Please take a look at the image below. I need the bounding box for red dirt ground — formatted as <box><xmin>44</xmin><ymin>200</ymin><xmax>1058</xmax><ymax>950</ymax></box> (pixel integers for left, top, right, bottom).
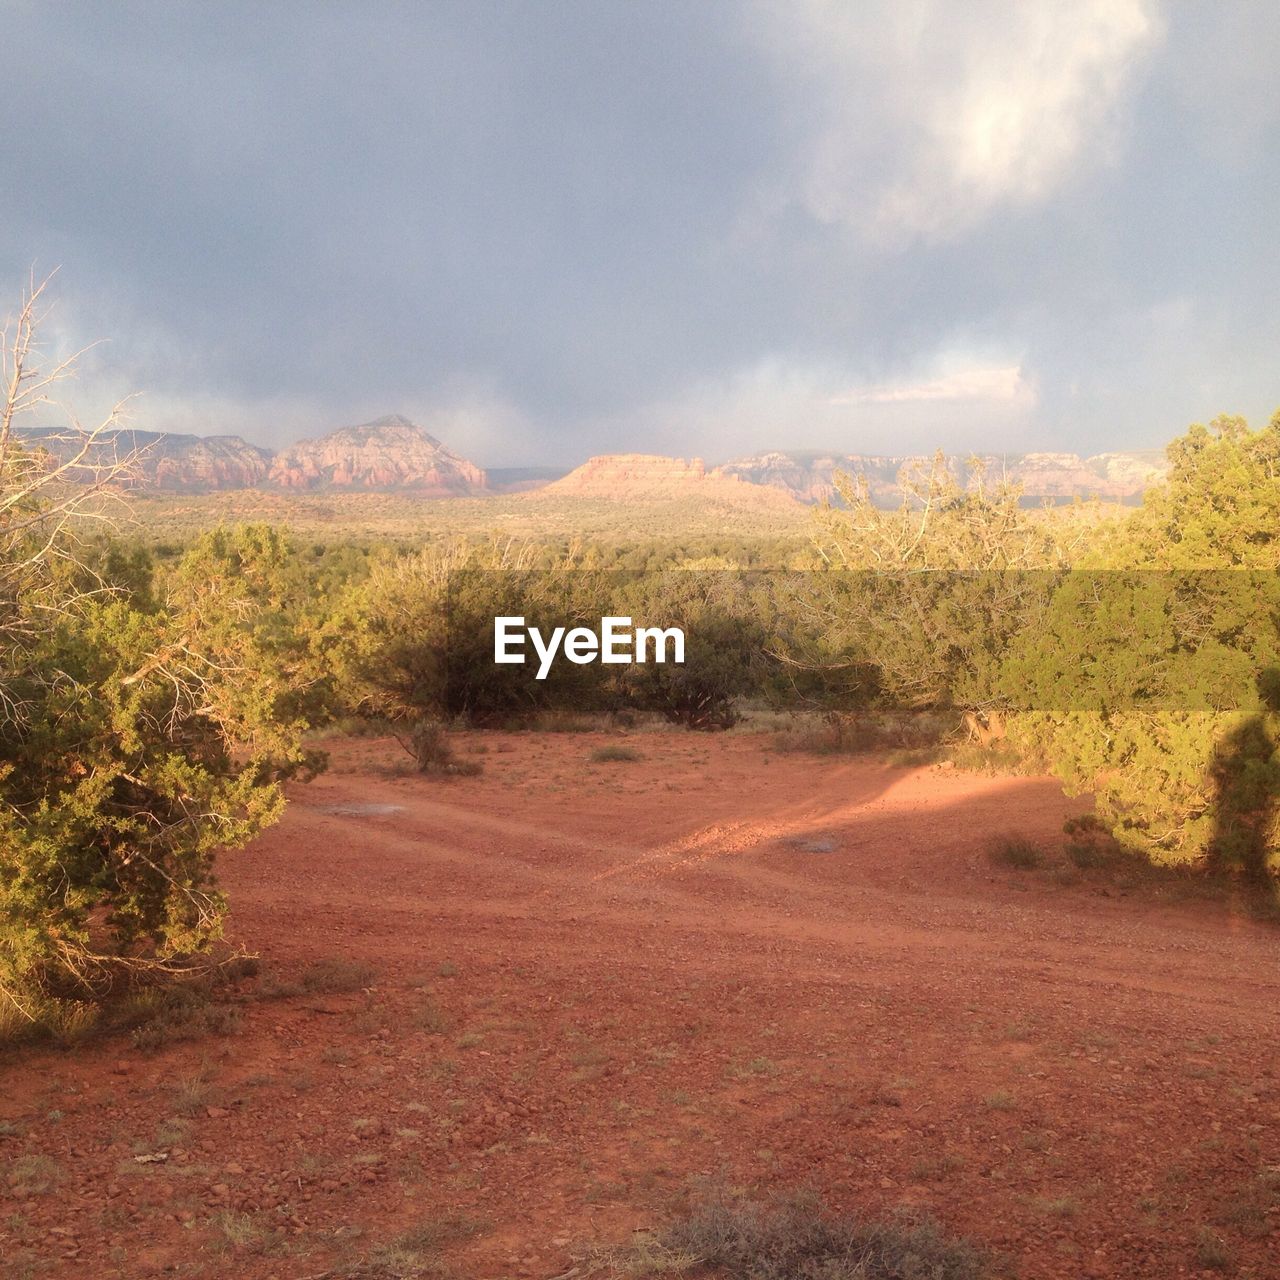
<box><xmin>2</xmin><ymin>730</ymin><xmax>1279</xmax><ymax>1280</ymax></box>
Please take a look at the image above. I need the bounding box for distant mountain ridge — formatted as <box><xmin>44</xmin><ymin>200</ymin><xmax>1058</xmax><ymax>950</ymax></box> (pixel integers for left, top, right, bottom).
<box><xmin>547</xmin><ymin>449</ymin><xmax>1169</xmax><ymax>505</ymax></box>
<box><xmin>16</xmin><ymin>414</ymin><xmax>487</xmax><ymax>495</ymax></box>
<box><xmin>713</xmin><ymin>449</ymin><xmax>1170</xmax><ymax>505</ymax></box>
<box><xmin>15</xmin><ymin>416</ymin><xmax>1170</xmax><ymax>503</ymax></box>
<box><xmin>14</xmin><ymin>425</ymin><xmax>273</xmax><ymax>491</ymax></box>
<box><xmin>544</xmin><ymin>453</ymin><xmax>801</xmax><ymax>508</ymax></box>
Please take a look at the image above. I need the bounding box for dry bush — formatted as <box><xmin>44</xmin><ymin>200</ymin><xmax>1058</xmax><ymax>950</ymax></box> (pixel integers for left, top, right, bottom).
<box><xmin>985</xmin><ymin>834</ymin><xmax>1042</xmax><ymax>870</ymax></box>
<box><xmin>606</xmin><ymin>1191</ymin><xmax>984</xmax><ymax>1279</ymax></box>
<box><xmin>772</xmin><ymin>711</ymin><xmax>953</xmax><ymax>758</ymax></box>
<box><xmin>129</xmin><ymin>986</ymin><xmax>241</xmax><ymax>1051</ymax></box>
<box><xmin>0</xmin><ymin>958</ymin><xmax>253</xmax><ymax>1051</ymax></box>
<box><xmin>530</xmin><ymin>710</ymin><xmax>614</xmax><ymax>733</ymax></box>
<box><xmin>299</xmin><ymin>958</ymin><xmax>377</xmax><ymax>995</ymax></box>
<box><xmin>590</xmin><ymin>744</ymin><xmax>643</xmax><ymax>763</ymax></box>
<box><xmin>398</xmin><ymin>720</ymin><xmax>483</xmax><ymax>776</ymax></box>
<box><xmin>5</xmin><ymin>1154</ymin><xmax>62</xmax><ymax>1197</ymax></box>
<box><xmin>364</xmin><ymin>1212</ymin><xmax>486</xmax><ymax>1277</ymax></box>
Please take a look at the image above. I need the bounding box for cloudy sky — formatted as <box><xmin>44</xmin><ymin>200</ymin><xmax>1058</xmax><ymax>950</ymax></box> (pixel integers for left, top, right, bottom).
<box><xmin>4</xmin><ymin>1</ymin><xmax>1278</xmax><ymax>465</ymax></box>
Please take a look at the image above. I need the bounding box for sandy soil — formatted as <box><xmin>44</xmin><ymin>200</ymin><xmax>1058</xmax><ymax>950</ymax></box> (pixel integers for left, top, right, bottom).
<box><xmin>2</xmin><ymin>731</ymin><xmax>1279</xmax><ymax>1279</ymax></box>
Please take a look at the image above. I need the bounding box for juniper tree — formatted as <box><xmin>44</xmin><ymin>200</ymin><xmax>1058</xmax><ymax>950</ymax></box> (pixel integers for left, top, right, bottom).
<box><xmin>1006</xmin><ymin>414</ymin><xmax>1280</xmax><ymax>869</ymax></box>
<box><xmin>0</xmin><ymin>279</ymin><xmax>310</xmax><ymax>1030</ymax></box>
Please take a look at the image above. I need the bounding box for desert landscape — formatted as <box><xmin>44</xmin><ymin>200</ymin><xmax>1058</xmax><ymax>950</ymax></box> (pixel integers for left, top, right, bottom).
<box><xmin>3</xmin><ymin>730</ymin><xmax>1278</xmax><ymax>1279</ymax></box>
<box><xmin>6</xmin><ymin>7</ymin><xmax>1280</xmax><ymax>1280</ymax></box>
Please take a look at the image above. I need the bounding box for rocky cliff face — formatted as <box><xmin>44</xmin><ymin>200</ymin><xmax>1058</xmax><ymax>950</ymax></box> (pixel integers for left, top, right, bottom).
<box><xmin>1084</xmin><ymin>450</ymin><xmax>1171</xmax><ymax>494</ymax></box>
<box><xmin>15</xmin><ymin>427</ymin><xmax>272</xmax><ymax>491</ymax></box>
<box><xmin>712</xmin><ymin>452</ymin><xmax>898</xmax><ymax>505</ymax></box>
<box><xmin>545</xmin><ymin>454</ymin><xmax>707</xmax><ymax>495</ymax></box>
<box><xmin>542</xmin><ymin>453</ymin><xmax>799</xmax><ymax>507</ymax></box>
<box><xmin>713</xmin><ymin>450</ymin><xmax>1169</xmax><ymax>505</ymax></box>
<box><xmin>147</xmin><ymin>433</ymin><xmax>273</xmax><ymax>490</ymax></box>
<box><xmin>17</xmin><ymin>414</ymin><xmax>487</xmax><ymax>495</ymax></box>
<box><xmin>267</xmin><ymin>414</ymin><xmax>487</xmax><ymax>493</ymax></box>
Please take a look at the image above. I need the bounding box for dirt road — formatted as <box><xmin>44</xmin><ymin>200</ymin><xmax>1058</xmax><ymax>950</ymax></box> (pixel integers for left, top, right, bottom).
<box><xmin>3</xmin><ymin>731</ymin><xmax>1278</xmax><ymax>1278</ymax></box>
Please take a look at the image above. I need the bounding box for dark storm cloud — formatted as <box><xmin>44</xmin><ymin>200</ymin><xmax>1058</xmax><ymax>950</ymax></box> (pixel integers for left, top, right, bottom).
<box><xmin>2</xmin><ymin>2</ymin><xmax>1278</xmax><ymax>463</ymax></box>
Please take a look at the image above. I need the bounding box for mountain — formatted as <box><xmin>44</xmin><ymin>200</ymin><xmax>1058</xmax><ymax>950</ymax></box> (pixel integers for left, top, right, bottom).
<box><xmin>15</xmin><ymin>414</ymin><xmax>488</xmax><ymax>495</ymax></box>
<box><xmin>13</xmin><ymin>426</ymin><xmax>271</xmax><ymax>491</ymax></box>
<box><xmin>14</xmin><ymin>417</ymin><xmax>1170</xmax><ymax>504</ymax></box>
<box><xmin>267</xmin><ymin>414</ymin><xmax>487</xmax><ymax>493</ymax></box>
<box><xmin>542</xmin><ymin>453</ymin><xmax>800</xmax><ymax>507</ymax></box>
<box><xmin>712</xmin><ymin>449</ymin><xmax>1169</xmax><ymax>505</ymax></box>
<box><xmin>542</xmin><ymin>450</ymin><xmax>1168</xmax><ymax>508</ymax></box>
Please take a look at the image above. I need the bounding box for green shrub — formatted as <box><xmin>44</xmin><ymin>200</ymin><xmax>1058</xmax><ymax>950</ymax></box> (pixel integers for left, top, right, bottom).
<box><xmin>0</xmin><ymin>294</ymin><xmax>314</xmax><ymax>1027</ymax></box>
<box><xmin>0</xmin><ymin>581</ymin><xmax>314</xmax><ymax>1021</ymax></box>
<box><xmin>806</xmin><ymin>455</ymin><xmax>1069</xmax><ymax>716</ymax></box>
<box><xmin>617</xmin><ymin>573</ymin><xmax>767</xmax><ymax>730</ymax></box>
<box><xmin>1005</xmin><ymin>416</ymin><xmax>1280</xmax><ymax>870</ymax></box>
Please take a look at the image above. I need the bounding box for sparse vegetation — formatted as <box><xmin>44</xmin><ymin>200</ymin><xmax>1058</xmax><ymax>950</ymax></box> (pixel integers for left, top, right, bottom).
<box><xmin>606</xmin><ymin>1191</ymin><xmax>985</xmax><ymax>1280</ymax></box>
<box><xmin>1194</xmin><ymin>1227</ymin><xmax>1234</xmax><ymax>1272</ymax></box>
<box><xmin>590</xmin><ymin>744</ymin><xmax>643</xmax><ymax>763</ymax></box>
<box><xmin>4</xmin><ymin>1154</ymin><xmax>61</xmax><ymax>1196</ymax></box>
<box><xmin>400</xmin><ymin>719</ymin><xmax>484</xmax><ymax>776</ymax></box>
<box><xmin>169</xmin><ymin>1071</ymin><xmax>216</xmax><ymax>1117</ymax></box>
<box><xmin>129</xmin><ymin>985</ymin><xmax>242</xmax><ymax>1051</ymax></box>
<box><xmin>210</xmin><ymin>1209</ymin><xmax>272</xmax><ymax>1255</ymax></box>
<box><xmin>299</xmin><ymin>958</ymin><xmax>378</xmax><ymax>995</ymax></box>
<box><xmin>413</xmin><ymin>998</ymin><xmax>451</xmax><ymax>1034</ymax></box>
<box><xmin>985</xmin><ymin>835</ymin><xmax>1042</xmax><ymax>870</ymax></box>
<box><xmin>363</xmin><ymin>1212</ymin><xmax>487</xmax><ymax>1277</ymax></box>
<box><xmin>729</xmin><ymin>1056</ymin><xmax>780</xmax><ymax>1080</ymax></box>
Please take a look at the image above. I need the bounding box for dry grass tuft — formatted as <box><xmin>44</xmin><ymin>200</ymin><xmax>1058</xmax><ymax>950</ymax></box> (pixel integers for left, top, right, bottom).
<box><xmin>601</xmin><ymin>1190</ymin><xmax>985</xmax><ymax>1279</ymax></box>
<box><xmin>985</xmin><ymin>834</ymin><xmax>1042</xmax><ymax>870</ymax></box>
<box><xmin>590</xmin><ymin>744</ymin><xmax>643</xmax><ymax>763</ymax></box>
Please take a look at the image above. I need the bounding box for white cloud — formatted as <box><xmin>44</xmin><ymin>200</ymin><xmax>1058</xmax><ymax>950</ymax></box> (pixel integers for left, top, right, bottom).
<box><xmin>750</xmin><ymin>0</ymin><xmax>1162</xmax><ymax>242</ymax></box>
<box><xmin>830</xmin><ymin>364</ymin><xmax>1035</xmax><ymax>406</ymax></box>
<box><xmin>603</xmin><ymin>354</ymin><xmax>1039</xmax><ymax>461</ymax></box>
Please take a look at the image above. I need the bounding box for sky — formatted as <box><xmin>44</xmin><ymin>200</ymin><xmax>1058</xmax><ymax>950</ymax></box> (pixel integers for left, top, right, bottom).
<box><xmin>3</xmin><ymin>1</ymin><xmax>1279</xmax><ymax>466</ymax></box>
